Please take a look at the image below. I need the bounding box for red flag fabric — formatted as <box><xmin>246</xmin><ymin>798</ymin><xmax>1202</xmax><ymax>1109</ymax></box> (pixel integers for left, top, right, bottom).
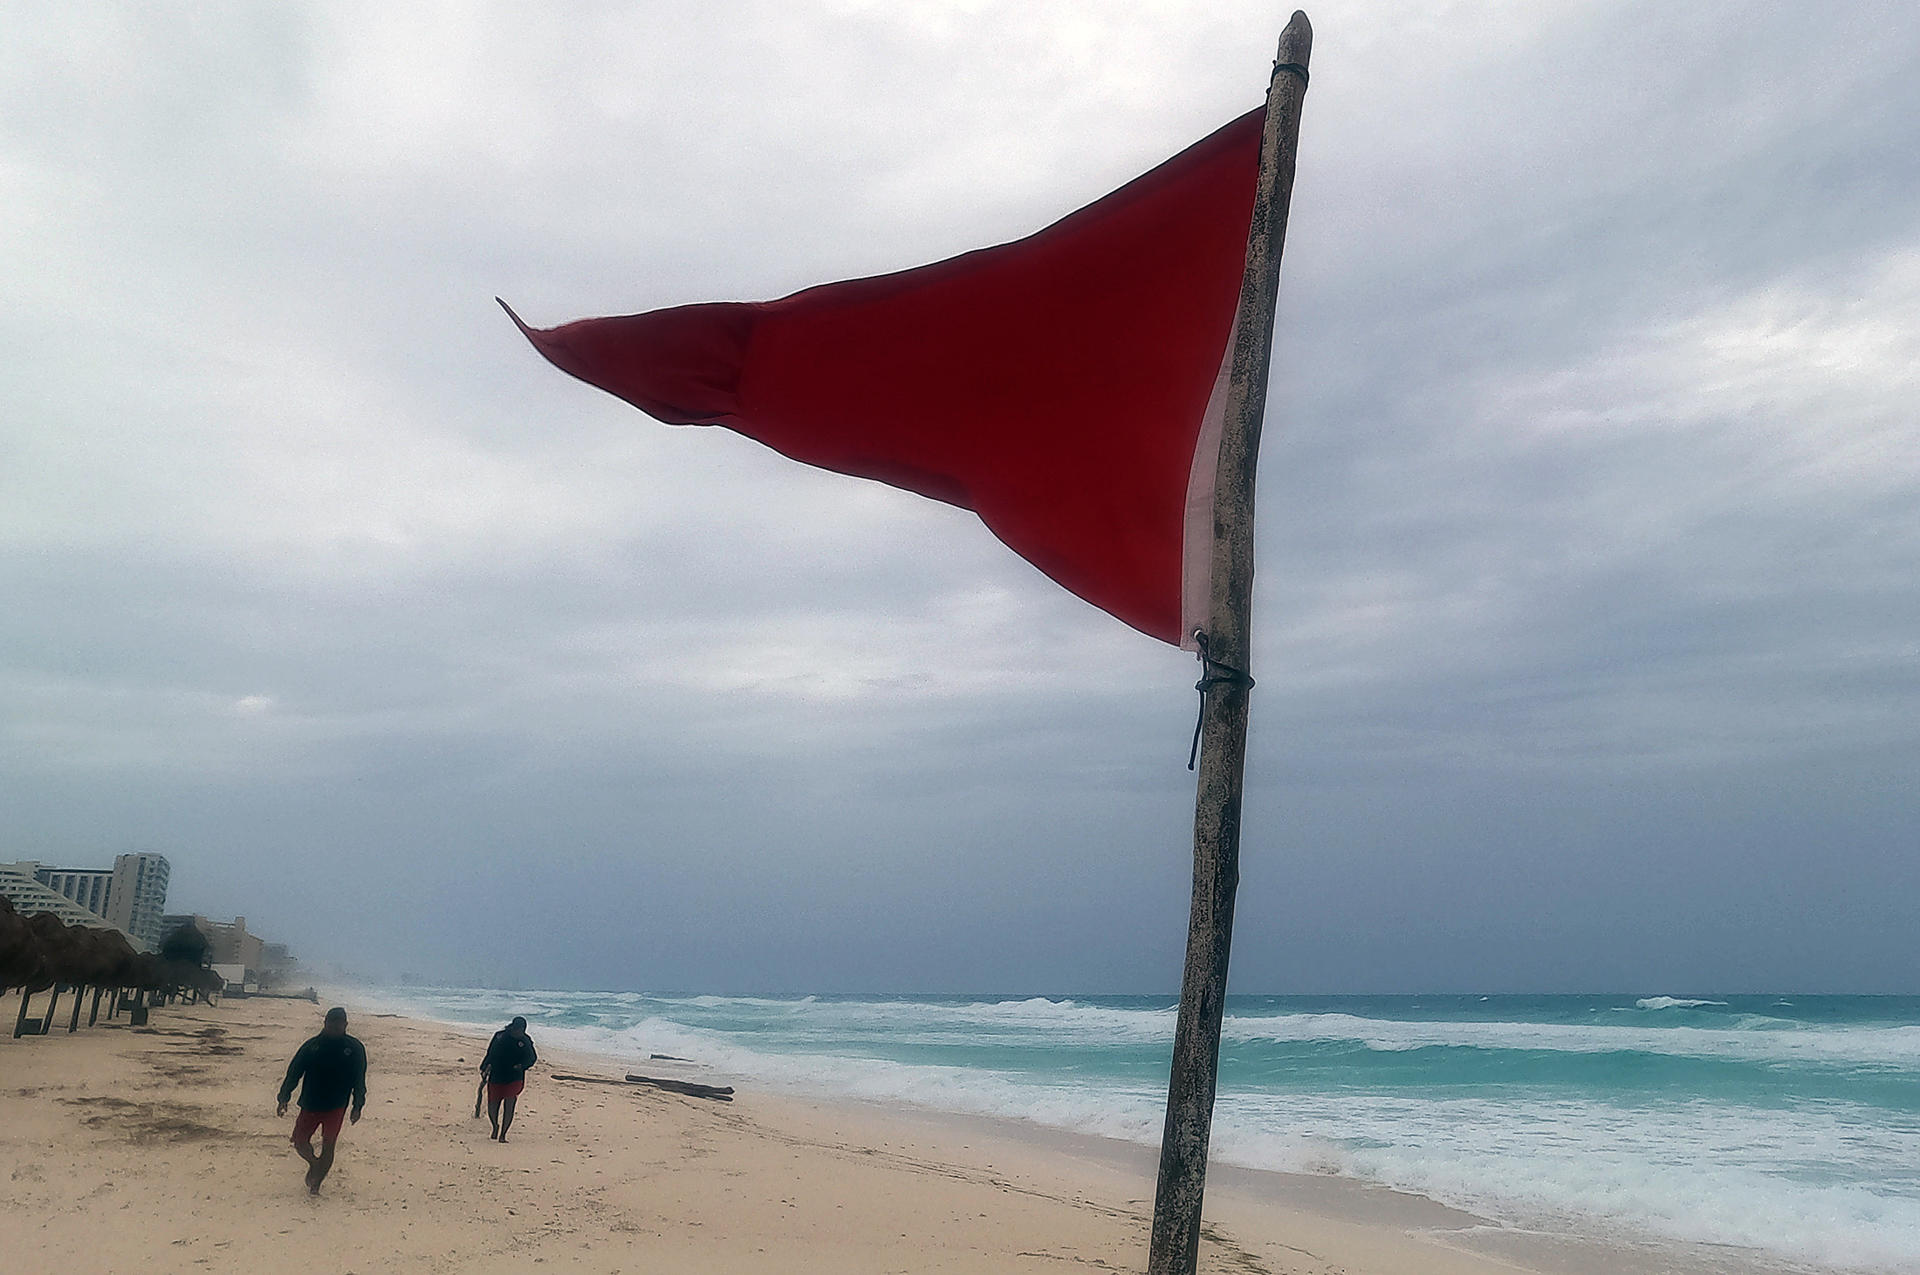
<box><xmin>507</xmin><ymin>109</ymin><xmax>1264</xmax><ymax>648</ymax></box>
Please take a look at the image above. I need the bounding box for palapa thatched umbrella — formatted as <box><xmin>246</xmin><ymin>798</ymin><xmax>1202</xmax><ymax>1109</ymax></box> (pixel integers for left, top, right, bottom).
<box><xmin>65</xmin><ymin>927</ymin><xmax>139</xmax><ymax>1030</ymax></box>
<box><xmin>61</xmin><ymin>926</ymin><xmax>106</xmax><ymax>1032</ymax></box>
<box><xmin>89</xmin><ymin>929</ymin><xmax>138</xmax><ymax>1024</ymax></box>
<box><xmin>36</xmin><ymin>913</ymin><xmax>102</xmax><ymax>1033</ymax></box>
<box><xmin>11</xmin><ymin>912</ymin><xmax>75</xmax><ymax>1036</ymax></box>
<box><xmin>2</xmin><ymin>909</ymin><xmax>226</xmax><ymax>1034</ymax></box>
<box><xmin>4</xmin><ymin>907</ymin><xmax>156</xmax><ymax>1035</ymax></box>
<box><xmin>103</xmin><ymin>946</ymin><xmax>160</xmax><ymax>1020</ymax></box>
<box><xmin>0</xmin><ymin>896</ymin><xmax>40</xmax><ymax>991</ymax></box>
<box><xmin>149</xmin><ymin>921</ymin><xmax>215</xmax><ymax>1006</ymax></box>
<box><xmin>1</xmin><ymin>897</ymin><xmax>52</xmax><ymax>1037</ymax></box>
<box><xmin>154</xmin><ymin>957</ymin><xmax>213</xmax><ymax>1004</ymax></box>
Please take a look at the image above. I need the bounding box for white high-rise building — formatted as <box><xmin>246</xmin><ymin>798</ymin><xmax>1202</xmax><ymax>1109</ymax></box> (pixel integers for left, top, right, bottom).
<box><xmin>105</xmin><ymin>853</ymin><xmax>170</xmax><ymax>950</ymax></box>
<box><xmin>12</xmin><ymin>851</ymin><xmax>172</xmax><ymax>951</ymax></box>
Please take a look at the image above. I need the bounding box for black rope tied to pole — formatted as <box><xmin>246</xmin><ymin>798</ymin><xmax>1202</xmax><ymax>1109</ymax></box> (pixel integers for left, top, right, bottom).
<box><xmin>1273</xmin><ymin>61</ymin><xmax>1310</xmax><ymax>88</ymax></box>
<box><xmin>1188</xmin><ymin>631</ymin><xmax>1255</xmax><ymax>771</ymax></box>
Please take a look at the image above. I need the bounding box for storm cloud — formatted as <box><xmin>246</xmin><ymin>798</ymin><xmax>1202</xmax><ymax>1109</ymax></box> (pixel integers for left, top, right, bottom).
<box><xmin>3</xmin><ymin>1</ymin><xmax>1916</xmax><ymax>992</ymax></box>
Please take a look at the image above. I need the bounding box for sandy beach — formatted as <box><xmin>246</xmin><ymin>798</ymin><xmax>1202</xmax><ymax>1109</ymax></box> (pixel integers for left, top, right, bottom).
<box><xmin>1</xmin><ymin>991</ymin><xmax>1791</xmax><ymax>1275</ymax></box>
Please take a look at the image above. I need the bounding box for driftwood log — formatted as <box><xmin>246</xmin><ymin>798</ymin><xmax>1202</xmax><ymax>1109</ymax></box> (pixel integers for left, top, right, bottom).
<box><xmin>625</xmin><ymin>1073</ymin><xmax>734</xmax><ymax>1100</ymax></box>
<box><xmin>548</xmin><ymin>1071</ymin><xmax>734</xmax><ymax>1102</ymax></box>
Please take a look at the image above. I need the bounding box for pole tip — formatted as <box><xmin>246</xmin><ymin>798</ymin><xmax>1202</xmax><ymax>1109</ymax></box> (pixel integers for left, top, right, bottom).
<box><xmin>1279</xmin><ymin>10</ymin><xmax>1313</xmax><ymax>65</ymax></box>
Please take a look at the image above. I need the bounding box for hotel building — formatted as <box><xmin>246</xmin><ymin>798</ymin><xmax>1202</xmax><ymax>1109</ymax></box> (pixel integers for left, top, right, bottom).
<box><xmin>7</xmin><ymin>852</ymin><xmax>172</xmax><ymax>951</ymax></box>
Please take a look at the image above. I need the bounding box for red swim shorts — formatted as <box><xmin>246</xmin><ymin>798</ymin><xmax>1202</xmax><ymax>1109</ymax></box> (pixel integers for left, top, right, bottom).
<box><xmin>292</xmin><ymin>1106</ymin><xmax>347</xmax><ymax>1146</ymax></box>
<box><xmin>486</xmin><ymin>1079</ymin><xmax>525</xmax><ymax>1102</ymax></box>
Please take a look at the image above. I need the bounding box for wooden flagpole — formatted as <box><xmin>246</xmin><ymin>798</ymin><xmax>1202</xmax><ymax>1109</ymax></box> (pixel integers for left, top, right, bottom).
<box><xmin>1148</xmin><ymin>12</ymin><xmax>1312</xmax><ymax>1275</ymax></box>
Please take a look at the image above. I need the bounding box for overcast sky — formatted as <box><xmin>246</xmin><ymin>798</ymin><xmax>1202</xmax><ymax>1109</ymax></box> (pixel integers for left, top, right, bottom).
<box><xmin>4</xmin><ymin>1</ymin><xmax>1916</xmax><ymax>994</ymax></box>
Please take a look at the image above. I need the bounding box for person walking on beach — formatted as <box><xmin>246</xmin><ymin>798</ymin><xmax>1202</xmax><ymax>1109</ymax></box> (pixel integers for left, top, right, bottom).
<box><xmin>480</xmin><ymin>1015</ymin><xmax>537</xmax><ymax>1143</ymax></box>
<box><xmin>276</xmin><ymin>1006</ymin><xmax>368</xmax><ymax>1195</ymax></box>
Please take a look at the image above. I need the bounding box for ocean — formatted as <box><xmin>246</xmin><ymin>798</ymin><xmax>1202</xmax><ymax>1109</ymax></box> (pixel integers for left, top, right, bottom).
<box><xmin>364</xmin><ymin>988</ymin><xmax>1920</xmax><ymax>1272</ymax></box>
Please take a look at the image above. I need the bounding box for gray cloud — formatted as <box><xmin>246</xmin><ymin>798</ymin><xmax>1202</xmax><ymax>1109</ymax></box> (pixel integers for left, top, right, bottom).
<box><xmin>3</xmin><ymin>1</ymin><xmax>1916</xmax><ymax>992</ymax></box>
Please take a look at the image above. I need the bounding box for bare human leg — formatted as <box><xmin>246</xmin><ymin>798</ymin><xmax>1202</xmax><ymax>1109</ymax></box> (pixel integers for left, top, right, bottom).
<box><xmin>293</xmin><ymin>1133</ymin><xmax>321</xmax><ymax>1191</ymax></box>
<box><xmin>308</xmin><ymin>1139</ymin><xmax>336</xmax><ymax>1194</ymax></box>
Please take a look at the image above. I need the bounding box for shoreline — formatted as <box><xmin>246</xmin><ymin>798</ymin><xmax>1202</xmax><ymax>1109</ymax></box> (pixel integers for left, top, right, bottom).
<box><xmin>348</xmin><ymin>984</ymin><xmax>1818</xmax><ymax>1275</ymax></box>
<box><xmin>0</xmin><ymin>989</ymin><xmax>1814</xmax><ymax>1274</ymax></box>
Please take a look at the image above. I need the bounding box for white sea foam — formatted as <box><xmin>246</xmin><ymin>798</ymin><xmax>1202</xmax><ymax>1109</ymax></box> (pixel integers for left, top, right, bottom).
<box><xmin>550</xmin><ymin>1014</ymin><xmax>1920</xmax><ymax>1271</ymax></box>
<box><xmin>1221</xmin><ymin>1095</ymin><xmax>1920</xmax><ymax>1272</ymax></box>
<box><xmin>1636</xmin><ymin>996</ymin><xmax>1732</xmax><ymax>1010</ymax></box>
<box><xmin>363</xmin><ymin>987</ymin><xmax>1920</xmax><ymax>1069</ymax></box>
<box><xmin>1218</xmin><ymin>1009</ymin><xmax>1920</xmax><ymax>1068</ymax></box>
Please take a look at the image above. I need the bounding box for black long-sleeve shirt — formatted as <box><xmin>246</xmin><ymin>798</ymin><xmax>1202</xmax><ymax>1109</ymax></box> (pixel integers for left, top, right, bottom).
<box><xmin>279</xmin><ymin>1032</ymin><xmax>368</xmax><ymax>1112</ymax></box>
<box><xmin>481</xmin><ymin>1030</ymin><xmax>538</xmax><ymax>1085</ymax></box>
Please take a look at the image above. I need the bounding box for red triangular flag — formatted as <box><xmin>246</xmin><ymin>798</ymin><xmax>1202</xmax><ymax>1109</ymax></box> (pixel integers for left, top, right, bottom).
<box><xmin>507</xmin><ymin>108</ymin><xmax>1264</xmax><ymax>648</ymax></box>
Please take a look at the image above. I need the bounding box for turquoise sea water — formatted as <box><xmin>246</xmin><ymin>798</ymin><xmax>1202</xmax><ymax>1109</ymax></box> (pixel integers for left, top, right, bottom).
<box><xmin>365</xmin><ymin>988</ymin><xmax>1920</xmax><ymax>1271</ymax></box>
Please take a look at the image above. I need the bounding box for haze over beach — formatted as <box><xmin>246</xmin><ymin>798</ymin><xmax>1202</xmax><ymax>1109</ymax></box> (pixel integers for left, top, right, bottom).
<box><xmin>4</xmin><ymin>2</ymin><xmax>1919</xmax><ymax>1273</ymax></box>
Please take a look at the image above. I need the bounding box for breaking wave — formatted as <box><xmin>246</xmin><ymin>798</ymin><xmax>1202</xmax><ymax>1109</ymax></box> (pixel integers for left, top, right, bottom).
<box><xmin>360</xmin><ymin>987</ymin><xmax>1920</xmax><ymax>1273</ymax></box>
